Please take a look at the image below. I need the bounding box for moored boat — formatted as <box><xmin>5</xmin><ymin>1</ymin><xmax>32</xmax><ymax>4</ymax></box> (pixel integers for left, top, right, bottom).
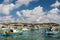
<box><xmin>1</xmin><ymin>28</ymin><xmax>23</xmax><ymax>37</ymax></box>
<box><xmin>45</xmin><ymin>27</ymin><xmax>59</xmax><ymax>36</ymax></box>
<box><xmin>45</xmin><ymin>31</ymin><xmax>59</xmax><ymax>35</ymax></box>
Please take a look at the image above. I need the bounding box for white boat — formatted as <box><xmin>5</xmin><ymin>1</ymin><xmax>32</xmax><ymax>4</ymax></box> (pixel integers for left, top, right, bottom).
<box><xmin>22</xmin><ymin>27</ymin><xmax>30</xmax><ymax>31</ymax></box>
<box><xmin>45</xmin><ymin>31</ymin><xmax>59</xmax><ymax>35</ymax></box>
<box><xmin>1</xmin><ymin>28</ymin><xmax>24</xmax><ymax>37</ymax></box>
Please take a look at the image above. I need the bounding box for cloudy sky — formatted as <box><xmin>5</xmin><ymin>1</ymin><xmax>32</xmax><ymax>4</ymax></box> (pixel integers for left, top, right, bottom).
<box><xmin>0</xmin><ymin>0</ymin><xmax>60</xmax><ymax>23</ymax></box>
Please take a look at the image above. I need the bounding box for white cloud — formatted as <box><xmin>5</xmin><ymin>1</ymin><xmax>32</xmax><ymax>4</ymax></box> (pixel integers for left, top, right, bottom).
<box><xmin>16</xmin><ymin>6</ymin><xmax>46</xmax><ymax>23</ymax></box>
<box><xmin>0</xmin><ymin>0</ymin><xmax>60</xmax><ymax>23</ymax></box>
<box><xmin>51</xmin><ymin>1</ymin><xmax>60</xmax><ymax>7</ymax></box>
<box><xmin>47</xmin><ymin>8</ymin><xmax>60</xmax><ymax>23</ymax></box>
<box><xmin>0</xmin><ymin>0</ymin><xmax>37</xmax><ymax>15</ymax></box>
<box><xmin>0</xmin><ymin>5</ymin><xmax>60</xmax><ymax>23</ymax></box>
<box><xmin>15</xmin><ymin>0</ymin><xmax>35</xmax><ymax>8</ymax></box>
<box><xmin>16</xmin><ymin>6</ymin><xmax>60</xmax><ymax>23</ymax></box>
<box><xmin>0</xmin><ymin>3</ymin><xmax>15</xmax><ymax>15</ymax></box>
<box><xmin>16</xmin><ymin>11</ymin><xmax>22</xmax><ymax>17</ymax></box>
<box><xmin>48</xmin><ymin>8</ymin><xmax>60</xmax><ymax>14</ymax></box>
<box><xmin>0</xmin><ymin>0</ymin><xmax>37</xmax><ymax>23</ymax></box>
<box><xmin>3</xmin><ymin>0</ymin><xmax>37</xmax><ymax>8</ymax></box>
<box><xmin>0</xmin><ymin>15</ymin><xmax>15</xmax><ymax>23</ymax></box>
<box><xmin>3</xmin><ymin>0</ymin><xmax>13</xmax><ymax>4</ymax></box>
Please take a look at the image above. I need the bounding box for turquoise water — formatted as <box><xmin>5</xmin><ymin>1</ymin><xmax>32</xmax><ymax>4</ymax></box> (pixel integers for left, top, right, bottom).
<box><xmin>0</xmin><ymin>27</ymin><xmax>60</xmax><ymax>40</ymax></box>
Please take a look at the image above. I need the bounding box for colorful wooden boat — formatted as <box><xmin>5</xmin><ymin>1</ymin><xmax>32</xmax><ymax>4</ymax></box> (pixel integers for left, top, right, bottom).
<box><xmin>2</xmin><ymin>29</ymin><xmax>23</xmax><ymax>36</ymax></box>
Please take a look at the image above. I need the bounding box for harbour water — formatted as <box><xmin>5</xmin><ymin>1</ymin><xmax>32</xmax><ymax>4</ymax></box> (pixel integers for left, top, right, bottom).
<box><xmin>0</xmin><ymin>27</ymin><xmax>60</xmax><ymax>40</ymax></box>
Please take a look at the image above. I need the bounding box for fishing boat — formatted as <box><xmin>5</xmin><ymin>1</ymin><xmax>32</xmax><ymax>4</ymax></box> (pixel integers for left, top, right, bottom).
<box><xmin>45</xmin><ymin>27</ymin><xmax>59</xmax><ymax>36</ymax></box>
<box><xmin>1</xmin><ymin>28</ymin><xmax>23</xmax><ymax>36</ymax></box>
<box><xmin>0</xmin><ymin>26</ymin><xmax>8</xmax><ymax>30</ymax></box>
<box><xmin>22</xmin><ymin>27</ymin><xmax>30</xmax><ymax>31</ymax></box>
<box><xmin>45</xmin><ymin>31</ymin><xmax>59</xmax><ymax>35</ymax></box>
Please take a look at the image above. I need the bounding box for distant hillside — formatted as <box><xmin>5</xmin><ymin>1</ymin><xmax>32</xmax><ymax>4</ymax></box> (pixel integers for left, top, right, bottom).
<box><xmin>0</xmin><ymin>22</ymin><xmax>60</xmax><ymax>27</ymax></box>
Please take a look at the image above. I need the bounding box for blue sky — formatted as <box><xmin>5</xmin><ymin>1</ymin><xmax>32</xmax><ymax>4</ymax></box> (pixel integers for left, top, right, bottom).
<box><xmin>0</xmin><ymin>0</ymin><xmax>60</xmax><ymax>23</ymax></box>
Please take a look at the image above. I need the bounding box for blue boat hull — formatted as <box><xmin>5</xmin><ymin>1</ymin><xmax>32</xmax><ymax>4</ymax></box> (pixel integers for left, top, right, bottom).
<box><xmin>45</xmin><ymin>32</ymin><xmax>54</xmax><ymax>35</ymax></box>
<box><xmin>1</xmin><ymin>32</ymin><xmax>23</xmax><ymax>37</ymax></box>
<box><xmin>45</xmin><ymin>31</ymin><xmax>59</xmax><ymax>36</ymax></box>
